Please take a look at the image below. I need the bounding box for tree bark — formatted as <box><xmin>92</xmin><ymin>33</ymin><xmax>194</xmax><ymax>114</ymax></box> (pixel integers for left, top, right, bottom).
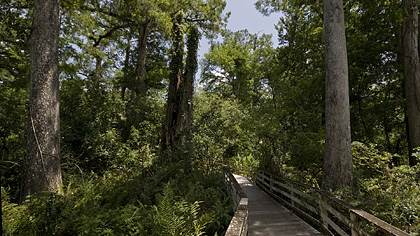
<box><xmin>93</xmin><ymin>45</ymin><xmax>103</xmax><ymax>91</ymax></box>
<box><xmin>176</xmin><ymin>25</ymin><xmax>198</xmax><ymax>144</ymax></box>
<box><xmin>133</xmin><ymin>22</ymin><xmax>149</xmax><ymax>128</ymax></box>
<box><xmin>402</xmin><ymin>0</ymin><xmax>420</xmax><ymax>165</ymax></box>
<box><xmin>123</xmin><ymin>22</ymin><xmax>149</xmax><ymax>140</ymax></box>
<box><xmin>162</xmin><ymin>13</ymin><xmax>184</xmax><ymax>153</ymax></box>
<box><xmin>24</xmin><ymin>0</ymin><xmax>62</xmax><ymax>198</ymax></box>
<box><xmin>121</xmin><ymin>36</ymin><xmax>132</xmax><ymax>101</ymax></box>
<box><xmin>322</xmin><ymin>0</ymin><xmax>353</xmax><ymax>190</ymax></box>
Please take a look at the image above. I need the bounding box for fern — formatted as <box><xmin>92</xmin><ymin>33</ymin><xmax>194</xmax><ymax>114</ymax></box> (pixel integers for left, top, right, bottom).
<box><xmin>152</xmin><ymin>181</ymin><xmax>208</xmax><ymax>235</ymax></box>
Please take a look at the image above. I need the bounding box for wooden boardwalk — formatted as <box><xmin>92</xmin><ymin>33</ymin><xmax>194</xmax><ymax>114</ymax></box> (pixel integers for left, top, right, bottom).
<box><xmin>234</xmin><ymin>174</ymin><xmax>323</xmax><ymax>236</ymax></box>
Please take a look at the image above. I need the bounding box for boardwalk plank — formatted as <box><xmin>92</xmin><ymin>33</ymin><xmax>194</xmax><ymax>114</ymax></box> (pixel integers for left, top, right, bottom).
<box><xmin>234</xmin><ymin>174</ymin><xmax>323</xmax><ymax>236</ymax></box>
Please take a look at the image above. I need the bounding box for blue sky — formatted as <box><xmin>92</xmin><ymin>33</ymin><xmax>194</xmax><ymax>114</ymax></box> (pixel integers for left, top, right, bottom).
<box><xmin>223</xmin><ymin>0</ymin><xmax>281</xmax><ymax>41</ymax></box>
<box><xmin>198</xmin><ymin>0</ymin><xmax>282</xmax><ymax>60</ymax></box>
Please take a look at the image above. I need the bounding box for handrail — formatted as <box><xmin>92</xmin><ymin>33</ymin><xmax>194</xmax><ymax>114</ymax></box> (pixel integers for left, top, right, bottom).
<box><xmin>225</xmin><ymin>171</ymin><xmax>248</xmax><ymax>236</ymax></box>
<box><xmin>255</xmin><ymin>170</ymin><xmax>410</xmax><ymax>236</ymax></box>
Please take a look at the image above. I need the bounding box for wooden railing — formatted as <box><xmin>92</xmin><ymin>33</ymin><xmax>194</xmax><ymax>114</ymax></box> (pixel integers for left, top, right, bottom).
<box><xmin>255</xmin><ymin>170</ymin><xmax>410</xmax><ymax>236</ymax></box>
<box><xmin>225</xmin><ymin>171</ymin><xmax>248</xmax><ymax>236</ymax></box>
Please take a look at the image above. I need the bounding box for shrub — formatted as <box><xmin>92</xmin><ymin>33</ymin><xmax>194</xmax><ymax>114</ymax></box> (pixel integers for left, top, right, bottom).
<box><xmin>2</xmin><ymin>164</ymin><xmax>232</xmax><ymax>235</ymax></box>
<box><xmin>333</xmin><ymin>142</ymin><xmax>420</xmax><ymax>234</ymax></box>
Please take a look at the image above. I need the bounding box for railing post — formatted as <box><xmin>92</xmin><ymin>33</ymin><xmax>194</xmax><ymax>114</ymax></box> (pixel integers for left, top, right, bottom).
<box><xmin>269</xmin><ymin>173</ymin><xmax>273</xmax><ymax>193</ymax></box>
<box><xmin>291</xmin><ymin>191</ymin><xmax>295</xmax><ymax>207</ymax></box>
<box><xmin>350</xmin><ymin>210</ymin><xmax>359</xmax><ymax>236</ymax></box>
<box><xmin>317</xmin><ymin>192</ymin><xmax>329</xmax><ymax>233</ymax></box>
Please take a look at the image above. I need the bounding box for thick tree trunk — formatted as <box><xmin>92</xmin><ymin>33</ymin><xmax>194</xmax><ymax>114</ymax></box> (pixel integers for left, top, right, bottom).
<box><xmin>322</xmin><ymin>0</ymin><xmax>353</xmax><ymax>190</ymax></box>
<box><xmin>24</xmin><ymin>0</ymin><xmax>62</xmax><ymax>198</ymax></box>
<box><xmin>176</xmin><ymin>25</ymin><xmax>198</xmax><ymax>144</ymax></box>
<box><xmin>133</xmin><ymin>23</ymin><xmax>149</xmax><ymax>128</ymax></box>
<box><xmin>402</xmin><ymin>0</ymin><xmax>420</xmax><ymax>165</ymax></box>
<box><xmin>162</xmin><ymin>13</ymin><xmax>184</xmax><ymax>153</ymax></box>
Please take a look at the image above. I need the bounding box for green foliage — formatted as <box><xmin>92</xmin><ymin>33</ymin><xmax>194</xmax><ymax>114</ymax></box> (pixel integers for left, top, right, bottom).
<box><xmin>245</xmin><ymin>0</ymin><xmax>409</xmax><ymax>179</ymax></box>
<box><xmin>201</xmin><ymin>30</ymin><xmax>274</xmax><ymax>103</ymax></box>
<box><xmin>345</xmin><ymin>0</ymin><xmax>406</xmax><ymax>154</ymax></box>
<box><xmin>2</xmin><ymin>165</ymin><xmax>232</xmax><ymax>235</ymax></box>
<box><xmin>233</xmin><ymin>155</ymin><xmax>259</xmax><ymax>177</ymax></box>
<box><xmin>332</xmin><ymin>142</ymin><xmax>420</xmax><ymax>234</ymax></box>
<box><xmin>192</xmin><ymin>91</ymin><xmax>256</xmax><ymax>172</ymax></box>
<box><xmin>4</xmin><ymin>0</ymin><xmax>419</xmax><ymax>235</ymax></box>
<box><xmin>358</xmin><ymin>164</ymin><xmax>420</xmax><ymax>234</ymax></box>
<box><xmin>151</xmin><ymin>181</ymin><xmax>207</xmax><ymax>236</ymax></box>
<box><xmin>60</xmin><ymin>77</ymin><xmax>127</xmax><ymax>172</ymax></box>
<box><xmin>352</xmin><ymin>141</ymin><xmax>396</xmax><ymax>178</ymax></box>
<box><xmin>288</xmin><ymin>132</ymin><xmax>323</xmax><ymax>173</ymax></box>
<box><xmin>2</xmin><ymin>1</ymin><xmax>233</xmax><ymax>235</ymax></box>
<box><xmin>412</xmin><ymin>148</ymin><xmax>420</xmax><ymax>161</ymax></box>
<box><xmin>2</xmin><ymin>187</ymin><xmax>26</xmax><ymax>234</ymax></box>
<box><xmin>1</xmin><ymin>0</ymin><xmax>32</xmax><ymax>202</ymax></box>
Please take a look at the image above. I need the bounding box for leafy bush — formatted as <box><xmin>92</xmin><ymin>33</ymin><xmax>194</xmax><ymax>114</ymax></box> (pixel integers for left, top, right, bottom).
<box><xmin>232</xmin><ymin>154</ymin><xmax>259</xmax><ymax>177</ymax></box>
<box><xmin>192</xmin><ymin>91</ymin><xmax>256</xmax><ymax>173</ymax></box>
<box><xmin>2</xmin><ymin>163</ymin><xmax>232</xmax><ymax>236</ymax></box>
<box><xmin>333</xmin><ymin>142</ymin><xmax>420</xmax><ymax>234</ymax></box>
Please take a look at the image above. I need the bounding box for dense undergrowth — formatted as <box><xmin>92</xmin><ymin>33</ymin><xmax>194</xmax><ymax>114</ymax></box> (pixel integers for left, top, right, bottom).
<box><xmin>2</xmin><ymin>161</ymin><xmax>232</xmax><ymax>235</ymax></box>
<box><xmin>2</xmin><ymin>86</ymin><xmax>419</xmax><ymax>235</ymax></box>
<box><xmin>2</xmin><ymin>90</ymin><xmax>235</xmax><ymax>236</ymax></box>
<box><xmin>338</xmin><ymin>143</ymin><xmax>420</xmax><ymax>234</ymax></box>
<box><xmin>1</xmin><ymin>86</ymin><xmax>247</xmax><ymax>236</ymax></box>
<box><xmin>1</xmin><ymin>81</ymin><xmax>240</xmax><ymax>235</ymax></box>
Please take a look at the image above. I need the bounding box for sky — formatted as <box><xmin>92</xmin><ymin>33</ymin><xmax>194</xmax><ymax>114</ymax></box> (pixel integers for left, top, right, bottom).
<box><xmin>198</xmin><ymin>0</ymin><xmax>282</xmax><ymax>60</ymax></box>
<box><xmin>197</xmin><ymin>0</ymin><xmax>282</xmax><ymax>77</ymax></box>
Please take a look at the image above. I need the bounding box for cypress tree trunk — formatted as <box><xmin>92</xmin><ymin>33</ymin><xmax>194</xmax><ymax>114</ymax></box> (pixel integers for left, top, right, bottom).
<box><xmin>133</xmin><ymin>22</ymin><xmax>149</xmax><ymax>128</ymax></box>
<box><xmin>176</xmin><ymin>25</ymin><xmax>199</xmax><ymax>144</ymax></box>
<box><xmin>136</xmin><ymin>23</ymin><xmax>149</xmax><ymax>99</ymax></box>
<box><xmin>123</xmin><ymin>22</ymin><xmax>149</xmax><ymax>141</ymax></box>
<box><xmin>402</xmin><ymin>0</ymin><xmax>420</xmax><ymax>165</ymax></box>
<box><xmin>162</xmin><ymin>13</ymin><xmax>184</xmax><ymax>154</ymax></box>
<box><xmin>322</xmin><ymin>0</ymin><xmax>353</xmax><ymax>190</ymax></box>
<box><xmin>24</xmin><ymin>0</ymin><xmax>62</xmax><ymax>198</ymax></box>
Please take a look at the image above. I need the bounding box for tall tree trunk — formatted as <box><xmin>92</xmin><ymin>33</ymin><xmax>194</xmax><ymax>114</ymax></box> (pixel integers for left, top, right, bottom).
<box><xmin>322</xmin><ymin>0</ymin><xmax>353</xmax><ymax>190</ymax></box>
<box><xmin>123</xmin><ymin>22</ymin><xmax>149</xmax><ymax>140</ymax></box>
<box><xmin>402</xmin><ymin>0</ymin><xmax>420</xmax><ymax>165</ymax></box>
<box><xmin>176</xmin><ymin>25</ymin><xmax>199</xmax><ymax>144</ymax></box>
<box><xmin>162</xmin><ymin>13</ymin><xmax>184</xmax><ymax>154</ymax></box>
<box><xmin>121</xmin><ymin>37</ymin><xmax>131</xmax><ymax>101</ymax></box>
<box><xmin>24</xmin><ymin>0</ymin><xmax>62</xmax><ymax>198</ymax></box>
<box><xmin>133</xmin><ymin>22</ymin><xmax>149</xmax><ymax>128</ymax></box>
<box><xmin>93</xmin><ymin>45</ymin><xmax>103</xmax><ymax>91</ymax></box>
<box><xmin>233</xmin><ymin>58</ymin><xmax>245</xmax><ymax>99</ymax></box>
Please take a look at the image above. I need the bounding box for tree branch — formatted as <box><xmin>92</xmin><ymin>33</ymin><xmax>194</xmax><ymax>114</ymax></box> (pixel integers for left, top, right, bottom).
<box><xmin>89</xmin><ymin>23</ymin><xmax>131</xmax><ymax>47</ymax></box>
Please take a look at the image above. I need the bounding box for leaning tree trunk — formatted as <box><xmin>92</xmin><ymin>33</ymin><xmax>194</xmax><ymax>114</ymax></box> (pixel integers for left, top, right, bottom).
<box><xmin>24</xmin><ymin>0</ymin><xmax>62</xmax><ymax>198</ymax></box>
<box><xmin>402</xmin><ymin>0</ymin><xmax>420</xmax><ymax>165</ymax></box>
<box><xmin>322</xmin><ymin>0</ymin><xmax>353</xmax><ymax>190</ymax></box>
